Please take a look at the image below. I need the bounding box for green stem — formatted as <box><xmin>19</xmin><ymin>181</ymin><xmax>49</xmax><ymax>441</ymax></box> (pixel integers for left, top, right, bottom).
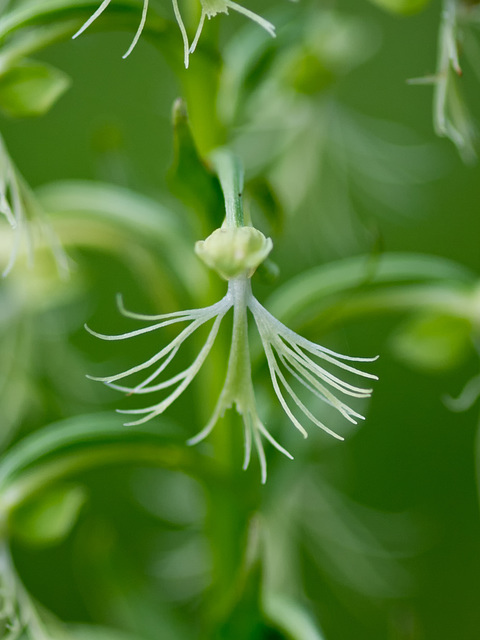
<box><xmin>211</xmin><ymin>149</ymin><xmax>245</xmax><ymax>228</ymax></box>
<box><xmin>202</xmin><ymin>280</ymin><xmax>260</xmax><ymax>629</ymax></box>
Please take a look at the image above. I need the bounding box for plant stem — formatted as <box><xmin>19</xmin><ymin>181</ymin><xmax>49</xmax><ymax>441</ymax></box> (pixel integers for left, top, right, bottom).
<box><xmin>211</xmin><ymin>150</ymin><xmax>245</xmax><ymax>228</ymax></box>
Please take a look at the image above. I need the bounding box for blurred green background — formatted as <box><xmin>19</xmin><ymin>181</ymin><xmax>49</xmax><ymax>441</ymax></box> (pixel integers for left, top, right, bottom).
<box><xmin>1</xmin><ymin>1</ymin><xmax>480</xmax><ymax>639</ymax></box>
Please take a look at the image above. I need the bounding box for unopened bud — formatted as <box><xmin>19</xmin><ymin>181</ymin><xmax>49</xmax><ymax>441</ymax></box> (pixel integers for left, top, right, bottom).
<box><xmin>195</xmin><ymin>227</ymin><xmax>273</xmax><ymax>280</ymax></box>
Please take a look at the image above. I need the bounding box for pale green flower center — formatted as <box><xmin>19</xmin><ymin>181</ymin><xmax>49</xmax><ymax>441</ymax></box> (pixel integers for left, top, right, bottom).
<box><xmin>195</xmin><ymin>227</ymin><xmax>273</xmax><ymax>280</ymax></box>
<box><xmin>200</xmin><ymin>0</ymin><xmax>229</xmax><ymax>18</ymax></box>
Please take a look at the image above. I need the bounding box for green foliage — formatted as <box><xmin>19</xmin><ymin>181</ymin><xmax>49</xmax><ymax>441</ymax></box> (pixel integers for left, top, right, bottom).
<box><xmin>367</xmin><ymin>0</ymin><xmax>432</xmax><ymax>14</ymax></box>
<box><xmin>0</xmin><ymin>1</ymin><xmax>480</xmax><ymax>639</ymax></box>
<box><xmin>10</xmin><ymin>483</ymin><xmax>87</xmax><ymax>547</ymax></box>
<box><xmin>391</xmin><ymin>313</ymin><xmax>473</xmax><ymax>371</ymax></box>
<box><xmin>167</xmin><ymin>98</ymin><xmax>224</xmax><ymax>228</ymax></box>
<box><xmin>0</xmin><ymin>59</ymin><xmax>70</xmax><ymax>118</ymax></box>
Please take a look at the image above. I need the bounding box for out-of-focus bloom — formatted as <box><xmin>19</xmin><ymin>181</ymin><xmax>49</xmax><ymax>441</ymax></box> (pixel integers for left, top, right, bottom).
<box><xmin>87</xmin><ymin>225</ymin><xmax>377</xmax><ymax>482</ymax></box>
<box><xmin>188</xmin><ymin>1</ymin><xmax>275</xmax><ymax>65</ymax></box>
<box><xmin>0</xmin><ymin>135</ymin><xmax>68</xmax><ymax>278</ymax></box>
<box><xmin>72</xmin><ymin>0</ymin><xmax>274</xmax><ymax>67</ymax></box>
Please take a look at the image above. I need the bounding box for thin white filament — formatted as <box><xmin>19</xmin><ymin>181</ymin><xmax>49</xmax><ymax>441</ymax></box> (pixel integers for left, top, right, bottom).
<box><xmin>277</xmin><ymin>351</ymin><xmax>364</xmax><ymax>424</ymax></box>
<box><xmin>284</xmin><ymin>341</ymin><xmax>373</xmax><ymax>398</ymax></box>
<box><xmin>261</xmin><ymin>339</ymin><xmax>308</xmax><ymax>439</ymax></box>
<box><xmin>189</xmin><ymin>10</ymin><xmax>206</xmax><ymax>54</ymax></box>
<box><xmin>271</xmin><ymin>349</ymin><xmax>345</xmax><ymax>438</ymax></box>
<box><xmin>117</xmin><ymin>292</ymin><xmax>226</xmax><ymax>321</ymax></box>
<box><xmin>106</xmin><ymin>344</ymin><xmax>181</xmax><ymax>393</ymax></box>
<box><xmin>255</xmin><ymin>418</ymin><xmax>293</xmax><ymax>460</ymax></box>
<box><xmin>123</xmin><ymin>0</ymin><xmax>149</xmax><ymax>58</ymax></box>
<box><xmin>225</xmin><ymin>1</ymin><xmax>276</xmax><ymax>37</ymax></box>
<box><xmin>2</xmin><ymin>214</ymin><xmax>21</xmax><ymax>277</ymax></box>
<box><xmin>119</xmin><ymin>313</ymin><xmax>225</xmax><ymax>425</ymax></box>
<box><xmin>293</xmin><ymin>338</ymin><xmax>379</xmax><ymax>381</ymax></box>
<box><xmin>280</xmin><ymin>338</ymin><xmax>372</xmax><ymax>398</ymax></box>
<box><xmin>85</xmin><ymin>314</ymin><xmax>198</xmax><ymax>341</ymax></box>
<box><xmin>87</xmin><ymin>296</ymin><xmax>230</xmax><ymax>341</ymax></box>
<box><xmin>87</xmin><ymin>316</ymin><xmax>210</xmax><ymax>382</ymax></box>
<box><xmin>2</xmin><ymin>172</ymin><xmax>24</xmax><ymax>278</ymax></box>
<box><xmin>252</xmin><ymin>424</ymin><xmax>267</xmax><ymax>484</ymax></box>
<box><xmin>249</xmin><ymin>297</ymin><xmax>378</xmax><ymax>368</ymax></box>
<box><xmin>0</xmin><ymin>193</ymin><xmax>15</xmax><ymax>228</ymax></box>
<box><xmin>278</xmin><ymin>353</ymin><xmax>363</xmax><ymax>421</ymax></box>
<box><xmin>72</xmin><ymin>0</ymin><xmax>112</xmax><ymax>39</ymax></box>
<box><xmin>242</xmin><ymin>412</ymin><xmax>253</xmax><ymax>471</ymax></box>
<box><xmin>190</xmin><ymin>1</ymin><xmax>275</xmax><ymax>58</ymax></box>
<box><xmin>187</xmin><ymin>398</ymin><xmax>225</xmax><ymax>446</ymax></box>
<box><xmin>171</xmin><ymin>0</ymin><xmax>191</xmax><ymax>68</ymax></box>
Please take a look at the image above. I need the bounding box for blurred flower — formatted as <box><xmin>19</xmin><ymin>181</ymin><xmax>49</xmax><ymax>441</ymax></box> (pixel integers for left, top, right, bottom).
<box><xmin>73</xmin><ymin>0</ymin><xmax>274</xmax><ymax>67</ymax></box>
<box><xmin>408</xmin><ymin>0</ymin><xmax>479</xmax><ymax>161</ymax></box>
<box><xmin>87</xmin><ymin>226</ymin><xmax>377</xmax><ymax>481</ymax></box>
<box><xmin>0</xmin><ymin>135</ymin><xmax>68</xmax><ymax>278</ymax></box>
<box><xmin>188</xmin><ymin>0</ymin><xmax>275</xmax><ymax>66</ymax></box>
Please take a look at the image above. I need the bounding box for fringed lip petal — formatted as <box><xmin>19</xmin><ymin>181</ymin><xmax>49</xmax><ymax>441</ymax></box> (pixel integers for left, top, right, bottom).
<box><xmin>250</xmin><ymin>293</ymin><xmax>376</xmax><ymax>437</ymax></box>
<box><xmin>171</xmin><ymin>0</ymin><xmax>191</xmax><ymax>68</ymax></box>
<box><xmin>106</xmin><ymin>345</ymin><xmax>181</xmax><ymax>394</ymax></box>
<box><xmin>122</xmin><ymin>0</ymin><xmax>150</xmax><ymax>58</ymax></box>
<box><xmin>119</xmin><ymin>312</ymin><xmax>226</xmax><ymax>425</ymax></box>
<box><xmin>224</xmin><ymin>1</ymin><xmax>275</xmax><ymax>37</ymax></box>
<box><xmin>72</xmin><ymin>0</ymin><xmax>150</xmax><ymax>59</ymax></box>
<box><xmin>84</xmin><ymin>316</ymin><xmax>197</xmax><ymax>341</ymax></box>
<box><xmin>87</xmin><ymin>272</ymin><xmax>377</xmax><ymax>481</ymax></box>
<box><xmin>72</xmin><ymin>0</ymin><xmax>112</xmax><ymax>40</ymax></box>
<box><xmin>285</xmin><ymin>342</ymin><xmax>374</xmax><ymax>397</ymax></box>
<box><xmin>250</xmin><ymin>297</ymin><xmax>378</xmax><ymax>368</ymax></box>
<box><xmin>276</xmin><ymin>350</ymin><xmax>366</xmax><ymax>423</ymax></box>
<box><xmin>116</xmin><ymin>293</ymin><xmax>210</xmax><ymax>321</ymax></box>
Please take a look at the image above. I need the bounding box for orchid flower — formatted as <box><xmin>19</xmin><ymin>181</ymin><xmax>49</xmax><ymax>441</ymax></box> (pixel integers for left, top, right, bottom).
<box><xmin>72</xmin><ymin>0</ymin><xmax>275</xmax><ymax>67</ymax></box>
<box><xmin>87</xmin><ymin>152</ymin><xmax>377</xmax><ymax>482</ymax></box>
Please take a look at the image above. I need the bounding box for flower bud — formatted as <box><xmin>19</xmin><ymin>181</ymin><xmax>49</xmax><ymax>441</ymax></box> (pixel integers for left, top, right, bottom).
<box><xmin>195</xmin><ymin>227</ymin><xmax>273</xmax><ymax>280</ymax></box>
<box><xmin>200</xmin><ymin>0</ymin><xmax>229</xmax><ymax>18</ymax></box>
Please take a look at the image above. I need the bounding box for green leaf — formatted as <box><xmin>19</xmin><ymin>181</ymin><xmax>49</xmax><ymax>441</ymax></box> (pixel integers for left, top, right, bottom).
<box><xmin>390</xmin><ymin>313</ymin><xmax>473</xmax><ymax>372</ymax></box>
<box><xmin>10</xmin><ymin>483</ymin><xmax>87</xmax><ymax>547</ymax></box>
<box><xmin>167</xmin><ymin>99</ymin><xmax>224</xmax><ymax>228</ymax></box>
<box><xmin>366</xmin><ymin>0</ymin><xmax>432</xmax><ymax>15</ymax></box>
<box><xmin>265</xmin><ymin>253</ymin><xmax>475</xmax><ymax>328</ymax></box>
<box><xmin>38</xmin><ymin>180</ymin><xmax>207</xmax><ymax>299</ymax></box>
<box><xmin>0</xmin><ymin>413</ymin><xmax>216</xmax><ymax>523</ymax></box>
<box><xmin>0</xmin><ymin>60</ymin><xmax>70</xmax><ymax>118</ymax></box>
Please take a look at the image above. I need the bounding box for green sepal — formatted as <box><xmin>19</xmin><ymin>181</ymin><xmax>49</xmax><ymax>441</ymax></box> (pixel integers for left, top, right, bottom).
<box><xmin>0</xmin><ymin>59</ymin><xmax>70</xmax><ymax>118</ymax></box>
<box><xmin>366</xmin><ymin>0</ymin><xmax>432</xmax><ymax>15</ymax></box>
<box><xmin>167</xmin><ymin>98</ymin><xmax>224</xmax><ymax>227</ymax></box>
<box><xmin>9</xmin><ymin>483</ymin><xmax>87</xmax><ymax>547</ymax></box>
